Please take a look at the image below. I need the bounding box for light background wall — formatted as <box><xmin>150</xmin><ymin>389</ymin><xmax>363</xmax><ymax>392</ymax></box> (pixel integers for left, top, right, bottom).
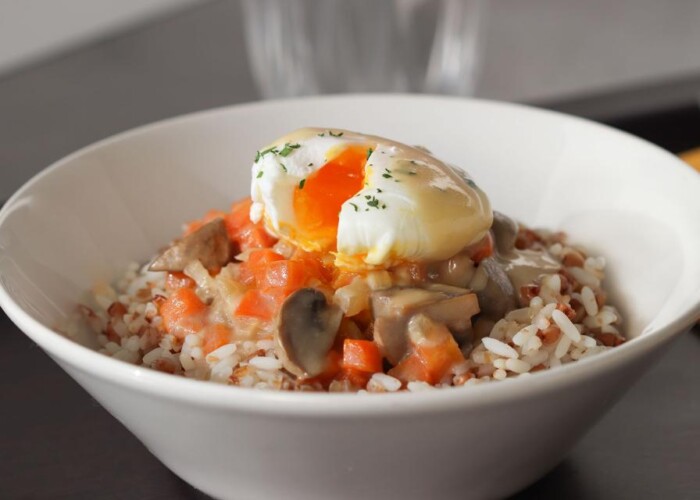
<box><xmin>0</xmin><ymin>0</ymin><xmax>201</xmax><ymax>75</ymax></box>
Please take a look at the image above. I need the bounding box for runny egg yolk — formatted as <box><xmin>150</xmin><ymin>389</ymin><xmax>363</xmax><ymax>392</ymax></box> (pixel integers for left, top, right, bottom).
<box><xmin>292</xmin><ymin>145</ymin><xmax>368</xmax><ymax>251</ymax></box>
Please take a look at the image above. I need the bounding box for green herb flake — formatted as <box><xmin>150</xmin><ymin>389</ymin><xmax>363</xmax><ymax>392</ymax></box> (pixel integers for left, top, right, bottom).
<box><xmin>279</xmin><ymin>142</ymin><xmax>301</xmax><ymax>157</ymax></box>
<box><xmin>279</xmin><ymin>162</ymin><xmax>287</xmax><ymax>172</ymax></box>
<box><xmin>367</xmin><ymin>197</ymin><xmax>380</xmax><ymax>208</ymax></box>
<box><xmin>382</xmin><ymin>204</ymin><xmax>387</xmax><ymax>209</ymax></box>
<box><xmin>382</xmin><ymin>173</ymin><xmax>392</xmax><ymax>179</ymax></box>
<box><xmin>350</xmin><ymin>203</ymin><xmax>358</xmax><ymax>212</ymax></box>
<box><xmin>366</xmin><ymin>148</ymin><xmax>374</xmax><ymax>160</ymax></box>
<box><xmin>377</xmin><ymin>188</ymin><xmax>382</xmax><ymax>193</ymax></box>
<box><xmin>256</xmin><ymin>171</ymin><xmax>263</xmax><ymax>178</ymax></box>
<box><xmin>298</xmin><ymin>178</ymin><xmax>306</xmax><ymax>189</ymax></box>
<box><xmin>467</xmin><ymin>179</ymin><xmax>478</xmax><ymax>189</ymax></box>
<box><xmin>317</xmin><ymin>133</ymin><xmax>325</xmax><ymax>137</ymax></box>
<box><xmin>328</xmin><ymin>131</ymin><xmax>344</xmax><ymax>137</ymax></box>
<box><xmin>308</xmin><ymin>162</ymin><xmax>314</xmax><ymax>167</ymax></box>
<box><xmin>254</xmin><ymin>145</ymin><xmax>279</xmax><ymax>163</ymax></box>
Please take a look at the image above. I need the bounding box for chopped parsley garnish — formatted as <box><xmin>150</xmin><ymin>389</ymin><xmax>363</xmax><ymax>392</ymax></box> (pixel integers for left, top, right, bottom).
<box><xmin>366</xmin><ymin>148</ymin><xmax>373</xmax><ymax>160</ymax></box>
<box><xmin>254</xmin><ymin>145</ymin><xmax>278</xmax><ymax>163</ymax></box>
<box><xmin>382</xmin><ymin>173</ymin><xmax>392</xmax><ymax>179</ymax></box>
<box><xmin>350</xmin><ymin>203</ymin><xmax>358</xmax><ymax>212</ymax></box>
<box><xmin>279</xmin><ymin>162</ymin><xmax>287</xmax><ymax>172</ymax></box>
<box><xmin>377</xmin><ymin>188</ymin><xmax>382</xmax><ymax>193</ymax></box>
<box><xmin>298</xmin><ymin>178</ymin><xmax>306</xmax><ymax>189</ymax></box>
<box><xmin>317</xmin><ymin>132</ymin><xmax>325</xmax><ymax>137</ymax></box>
<box><xmin>256</xmin><ymin>171</ymin><xmax>263</xmax><ymax>178</ymax></box>
<box><xmin>278</xmin><ymin>142</ymin><xmax>301</xmax><ymax>157</ymax></box>
<box><xmin>382</xmin><ymin>168</ymin><xmax>393</xmax><ymax>179</ymax></box>
<box><xmin>367</xmin><ymin>198</ymin><xmax>380</xmax><ymax>208</ymax></box>
<box><xmin>328</xmin><ymin>131</ymin><xmax>344</xmax><ymax>137</ymax></box>
<box><xmin>308</xmin><ymin>162</ymin><xmax>314</xmax><ymax>167</ymax></box>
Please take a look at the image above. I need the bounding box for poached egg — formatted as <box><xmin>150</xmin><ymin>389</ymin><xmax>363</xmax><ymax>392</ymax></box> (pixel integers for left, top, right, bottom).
<box><xmin>250</xmin><ymin>128</ymin><xmax>492</xmax><ymax>269</ymax></box>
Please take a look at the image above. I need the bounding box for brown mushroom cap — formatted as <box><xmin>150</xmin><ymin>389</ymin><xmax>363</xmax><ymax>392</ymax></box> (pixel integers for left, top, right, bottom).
<box><xmin>149</xmin><ymin>218</ymin><xmax>231</xmax><ymax>272</ymax></box>
<box><xmin>275</xmin><ymin>288</ymin><xmax>343</xmax><ymax>378</ymax></box>
<box><xmin>491</xmin><ymin>211</ymin><xmax>519</xmax><ymax>255</ymax></box>
<box><xmin>371</xmin><ymin>286</ymin><xmax>479</xmax><ymax>365</ymax></box>
<box><xmin>476</xmin><ymin>257</ymin><xmax>517</xmax><ymax>320</ymax></box>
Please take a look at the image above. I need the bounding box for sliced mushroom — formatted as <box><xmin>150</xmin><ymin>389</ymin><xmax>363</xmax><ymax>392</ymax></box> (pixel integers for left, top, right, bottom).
<box><xmin>426</xmin><ymin>251</ymin><xmax>476</xmax><ymax>288</ymax></box>
<box><xmin>476</xmin><ymin>257</ymin><xmax>517</xmax><ymax>320</ymax></box>
<box><xmin>371</xmin><ymin>286</ymin><xmax>479</xmax><ymax>365</ymax></box>
<box><xmin>149</xmin><ymin>218</ymin><xmax>231</xmax><ymax>272</ymax></box>
<box><xmin>491</xmin><ymin>211</ymin><xmax>519</xmax><ymax>255</ymax></box>
<box><xmin>275</xmin><ymin>288</ymin><xmax>343</xmax><ymax>377</ymax></box>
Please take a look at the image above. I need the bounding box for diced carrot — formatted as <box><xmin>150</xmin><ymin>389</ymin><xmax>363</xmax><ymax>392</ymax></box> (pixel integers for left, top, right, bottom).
<box><xmin>467</xmin><ymin>232</ymin><xmax>494</xmax><ymax>263</ymax></box>
<box><xmin>226</xmin><ymin>198</ymin><xmax>254</xmax><ymax>233</ymax></box>
<box><xmin>238</xmin><ymin>249</ymin><xmax>285</xmax><ymax>286</ymax></box>
<box><xmin>389</xmin><ymin>335</ymin><xmax>464</xmax><ymax>385</ymax></box>
<box><xmin>234</xmin><ymin>285</ymin><xmax>299</xmax><ymax>322</ymax></box>
<box><xmin>292</xmin><ymin>249</ymin><xmax>332</xmax><ymax>285</ymax></box>
<box><xmin>333</xmin><ymin>270</ymin><xmax>361</xmax><ymax>288</ymax></box>
<box><xmin>263</xmin><ymin>285</ymin><xmax>299</xmax><ymax>306</ymax></box>
<box><xmin>223</xmin><ymin>198</ymin><xmax>277</xmax><ymax>251</ymax></box>
<box><xmin>236</xmin><ymin>224</ymin><xmax>277</xmax><ymax>251</ymax></box>
<box><xmin>342</xmin><ymin>368</ymin><xmax>372</xmax><ymax>388</ymax></box>
<box><xmin>388</xmin><ymin>354</ymin><xmax>431</xmax><ymax>384</ymax></box>
<box><xmin>159</xmin><ymin>287</ymin><xmax>207</xmax><ymax>337</ymax></box>
<box><xmin>260</xmin><ymin>260</ymin><xmax>307</xmax><ymax>289</ymax></box>
<box><xmin>342</xmin><ymin>339</ymin><xmax>382</xmax><ymax>374</ymax></box>
<box><xmin>413</xmin><ymin>340</ymin><xmax>464</xmax><ymax>383</ymax></box>
<box><xmin>202</xmin><ymin>323</ymin><xmax>232</xmax><ymax>354</ymax></box>
<box><xmin>165</xmin><ymin>272</ymin><xmax>195</xmax><ymax>291</ymax></box>
<box><xmin>234</xmin><ymin>289</ymin><xmax>274</xmax><ymax>320</ymax></box>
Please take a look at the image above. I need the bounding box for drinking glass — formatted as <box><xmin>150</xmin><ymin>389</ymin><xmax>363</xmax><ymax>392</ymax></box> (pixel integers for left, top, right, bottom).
<box><xmin>242</xmin><ymin>0</ymin><xmax>486</xmax><ymax>98</ymax></box>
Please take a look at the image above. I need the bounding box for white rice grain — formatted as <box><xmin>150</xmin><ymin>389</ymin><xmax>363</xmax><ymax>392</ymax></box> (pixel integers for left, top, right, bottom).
<box><xmin>369</xmin><ymin>373</ymin><xmax>402</xmax><ymax>392</ymax></box>
<box><xmin>206</xmin><ymin>343</ymin><xmax>238</xmax><ymax>363</ymax></box>
<box><xmin>554</xmin><ymin>333</ymin><xmax>572</xmax><ymax>359</ymax></box>
<box><xmin>505</xmin><ymin>307</ymin><xmax>532</xmax><ymax>323</ymax></box>
<box><xmin>179</xmin><ymin>352</ymin><xmax>196</xmax><ymax>371</ymax></box>
<box><xmin>407</xmin><ymin>381</ymin><xmax>434</xmax><ymax>392</ymax></box>
<box><xmin>580</xmin><ymin>286</ymin><xmax>599</xmax><ymax>316</ymax></box>
<box><xmin>249</xmin><ymin>356</ymin><xmax>283</xmax><ymax>371</ymax></box>
<box><xmin>482</xmin><ymin>337</ymin><xmax>518</xmax><ymax>359</ymax></box>
<box><xmin>142</xmin><ymin>347</ymin><xmax>164</xmax><ymax>365</ymax></box>
<box><xmin>256</xmin><ymin>339</ymin><xmax>275</xmax><ymax>351</ymax></box>
<box><xmin>567</xmin><ymin>266</ymin><xmax>601</xmax><ymax>288</ymax></box>
<box><xmin>512</xmin><ymin>325</ymin><xmax>538</xmax><ymax>346</ymax></box>
<box><xmin>522</xmin><ymin>334</ymin><xmax>543</xmax><ymax>354</ymax></box>
<box><xmin>505</xmin><ymin>358</ymin><xmax>531</xmax><ymax>374</ymax></box>
<box><xmin>552</xmin><ymin>309</ymin><xmax>581</xmax><ymax>343</ymax></box>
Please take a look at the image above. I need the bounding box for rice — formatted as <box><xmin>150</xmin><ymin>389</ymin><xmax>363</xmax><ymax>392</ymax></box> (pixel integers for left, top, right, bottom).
<box><xmin>64</xmin><ymin>224</ymin><xmax>626</xmax><ymax>393</ymax></box>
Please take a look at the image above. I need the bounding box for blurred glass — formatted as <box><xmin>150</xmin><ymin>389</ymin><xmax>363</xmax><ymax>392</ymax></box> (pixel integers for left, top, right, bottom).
<box><xmin>242</xmin><ymin>0</ymin><xmax>486</xmax><ymax>98</ymax></box>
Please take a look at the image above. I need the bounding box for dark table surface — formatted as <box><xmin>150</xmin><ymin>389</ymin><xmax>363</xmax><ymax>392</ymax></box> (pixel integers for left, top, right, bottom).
<box><xmin>0</xmin><ymin>2</ymin><xmax>699</xmax><ymax>499</ymax></box>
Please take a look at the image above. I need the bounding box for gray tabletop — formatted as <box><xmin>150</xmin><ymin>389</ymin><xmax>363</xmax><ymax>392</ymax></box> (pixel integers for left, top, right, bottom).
<box><xmin>0</xmin><ymin>2</ymin><xmax>698</xmax><ymax>499</ymax></box>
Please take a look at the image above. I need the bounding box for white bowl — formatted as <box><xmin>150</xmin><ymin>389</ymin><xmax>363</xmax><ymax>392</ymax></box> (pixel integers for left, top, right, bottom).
<box><xmin>1</xmin><ymin>95</ymin><xmax>698</xmax><ymax>500</ymax></box>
